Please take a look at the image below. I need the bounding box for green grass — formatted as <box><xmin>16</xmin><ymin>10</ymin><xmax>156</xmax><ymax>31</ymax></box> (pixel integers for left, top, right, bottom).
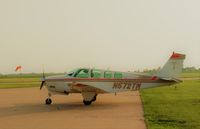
<box><xmin>0</xmin><ymin>73</ymin><xmax>64</xmax><ymax>88</ymax></box>
<box><xmin>141</xmin><ymin>80</ymin><xmax>200</xmax><ymax>129</ymax></box>
<box><xmin>0</xmin><ymin>73</ymin><xmax>63</xmax><ymax>78</ymax></box>
<box><xmin>0</xmin><ymin>78</ymin><xmax>40</xmax><ymax>88</ymax></box>
<box><xmin>181</xmin><ymin>72</ymin><xmax>200</xmax><ymax>78</ymax></box>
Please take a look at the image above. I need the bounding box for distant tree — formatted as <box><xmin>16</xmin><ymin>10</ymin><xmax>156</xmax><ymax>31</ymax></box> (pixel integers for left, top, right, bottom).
<box><xmin>134</xmin><ymin>69</ymin><xmax>140</xmax><ymax>72</ymax></box>
<box><xmin>142</xmin><ymin>67</ymin><xmax>161</xmax><ymax>75</ymax></box>
<box><xmin>142</xmin><ymin>66</ymin><xmax>200</xmax><ymax>74</ymax></box>
<box><xmin>183</xmin><ymin>67</ymin><xmax>199</xmax><ymax>73</ymax></box>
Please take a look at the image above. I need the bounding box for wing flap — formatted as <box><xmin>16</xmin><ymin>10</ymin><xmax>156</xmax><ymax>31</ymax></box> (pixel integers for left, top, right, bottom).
<box><xmin>71</xmin><ymin>83</ymin><xmax>107</xmax><ymax>93</ymax></box>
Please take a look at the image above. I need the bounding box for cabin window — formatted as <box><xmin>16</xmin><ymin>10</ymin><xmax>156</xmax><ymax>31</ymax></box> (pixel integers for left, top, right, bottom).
<box><xmin>114</xmin><ymin>72</ymin><xmax>122</xmax><ymax>79</ymax></box>
<box><xmin>91</xmin><ymin>69</ymin><xmax>101</xmax><ymax>78</ymax></box>
<box><xmin>104</xmin><ymin>71</ymin><xmax>112</xmax><ymax>78</ymax></box>
<box><xmin>75</xmin><ymin>69</ymin><xmax>89</xmax><ymax>78</ymax></box>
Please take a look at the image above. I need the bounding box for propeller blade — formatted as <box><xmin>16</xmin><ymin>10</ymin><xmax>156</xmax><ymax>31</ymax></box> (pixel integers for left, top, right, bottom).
<box><xmin>40</xmin><ymin>68</ymin><xmax>46</xmax><ymax>90</ymax></box>
<box><xmin>40</xmin><ymin>81</ymin><xmax>45</xmax><ymax>90</ymax></box>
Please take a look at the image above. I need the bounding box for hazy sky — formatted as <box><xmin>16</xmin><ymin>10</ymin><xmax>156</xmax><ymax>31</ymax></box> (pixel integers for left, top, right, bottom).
<box><xmin>0</xmin><ymin>0</ymin><xmax>200</xmax><ymax>74</ymax></box>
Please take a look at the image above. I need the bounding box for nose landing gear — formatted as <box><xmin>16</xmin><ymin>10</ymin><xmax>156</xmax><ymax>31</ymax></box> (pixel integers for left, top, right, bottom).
<box><xmin>45</xmin><ymin>98</ymin><xmax>52</xmax><ymax>105</ymax></box>
<box><xmin>45</xmin><ymin>93</ymin><xmax>52</xmax><ymax>105</ymax></box>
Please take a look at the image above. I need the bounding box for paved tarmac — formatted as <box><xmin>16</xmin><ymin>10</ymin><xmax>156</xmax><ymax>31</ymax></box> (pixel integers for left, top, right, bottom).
<box><xmin>0</xmin><ymin>87</ymin><xmax>146</xmax><ymax>129</ymax></box>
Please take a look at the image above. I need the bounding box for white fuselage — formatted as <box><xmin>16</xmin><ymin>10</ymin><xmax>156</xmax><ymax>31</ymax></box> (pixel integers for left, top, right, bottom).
<box><xmin>44</xmin><ymin>75</ymin><xmax>174</xmax><ymax>95</ymax></box>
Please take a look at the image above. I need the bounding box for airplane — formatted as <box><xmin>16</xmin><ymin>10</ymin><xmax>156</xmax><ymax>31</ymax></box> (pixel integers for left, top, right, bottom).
<box><xmin>40</xmin><ymin>52</ymin><xmax>186</xmax><ymax>105</ymax></box>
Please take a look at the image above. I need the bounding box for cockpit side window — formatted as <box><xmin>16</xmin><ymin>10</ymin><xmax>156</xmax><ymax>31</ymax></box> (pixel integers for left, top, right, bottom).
<box><xmin>114</xmin><ymin>72</ymin><xmax>122</xmax><ymax>79</ymax></box>
<box><xmin>74</xmin><ymin>69</ymin><xmax>89</xmax><ymax>78</ymax></box>
<box><xmin>104</xmin><ymin>71</ymin><xmax>112</xmax><ymax>78</ymax></box>
<box><xmin>91</xmin><ymin>69</ymin><xmax>101</xmax><ymax>78</ymax></box>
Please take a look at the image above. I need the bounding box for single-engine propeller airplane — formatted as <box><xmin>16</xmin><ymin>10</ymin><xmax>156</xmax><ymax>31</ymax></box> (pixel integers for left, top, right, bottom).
<box><xmin>40</xmin><ymin>52</ymin><xmax>186</xmax><ymax>105</ymax></box>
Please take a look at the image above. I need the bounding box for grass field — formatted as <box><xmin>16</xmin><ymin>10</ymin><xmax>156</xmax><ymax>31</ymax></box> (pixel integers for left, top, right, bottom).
<box><xmin>181</xmin><ymin>72</ymin><xmax>200</xmax><ymax>78</ymax></box>
<box><xmin>0</xmin><ymin>73</ymin><xmax>61</xmax><ymax>88</ymax></box>
<box><xmin>141</xmin><ymin>80</ymin><xmax>200</xmax><ymax>129</ymax></box>
<box><xmin>0</xmin><ymin>78</ymin><xmax>40</xmax><ymax>88</ymax></box>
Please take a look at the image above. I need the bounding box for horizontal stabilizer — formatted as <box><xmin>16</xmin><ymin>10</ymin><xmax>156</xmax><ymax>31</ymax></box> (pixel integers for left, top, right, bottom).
<box><xmin>159</xmin><ymin>77</ymin><xmax>183</xmax><ymax>83</ymax></box>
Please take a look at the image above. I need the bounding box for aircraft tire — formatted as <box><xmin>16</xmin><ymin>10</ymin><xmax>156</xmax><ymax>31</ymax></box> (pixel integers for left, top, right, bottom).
<box><xmin>83</xmin><ymin>100</ymin><xmax>92</xmax><ymax>105</ymax></box>
<box><xmin>92</xmin><ymin>96</ymin><xmax>96</xmax><ymax>102</ymax></box>
<box><xmin>45</xmin><ymin>98</ymin><xmax>52</xmax><ymax>105</ymax></box>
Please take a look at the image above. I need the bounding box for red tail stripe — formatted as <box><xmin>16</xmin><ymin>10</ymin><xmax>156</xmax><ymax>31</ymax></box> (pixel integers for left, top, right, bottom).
<box><xmin>170</xmin><ymin>52</ymin><xmax>185</xmax><ymax>59</ymax></box>
<box><xmin>15</xmin><ymin>66</ymin><xmax>22</xmax><ymax>71</ymax></box>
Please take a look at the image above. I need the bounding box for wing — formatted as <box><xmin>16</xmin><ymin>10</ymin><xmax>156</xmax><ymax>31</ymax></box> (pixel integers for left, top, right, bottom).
<box><xmin>71</xmin><ymin>82</ymin><xmax>107</xmax><ymax>93</ymax></box>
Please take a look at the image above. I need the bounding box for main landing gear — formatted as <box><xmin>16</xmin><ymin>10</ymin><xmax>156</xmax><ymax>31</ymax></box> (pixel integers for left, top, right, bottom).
<box><xmin>83</xmin><ymin>100</ymin><xmax>92</xmax><ymax>105</ymax></box>
<box><xmin>83</xmin><ymin>94</ymin><xmax>97</xmax><ymax>106</ymax></box>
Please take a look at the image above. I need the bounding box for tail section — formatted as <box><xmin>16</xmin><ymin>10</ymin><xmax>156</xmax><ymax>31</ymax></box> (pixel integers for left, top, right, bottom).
<box><xmin>157</xmin><ymin>52</ymin><xmax>186</xmax><ymax>79</ymax></box>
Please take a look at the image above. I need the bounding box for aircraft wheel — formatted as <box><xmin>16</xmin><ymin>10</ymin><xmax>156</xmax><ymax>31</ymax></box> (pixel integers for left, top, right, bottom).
<box><xmin>83</xmin><ymin>100</ymin><xmax>92</xmax><ymax>105</ymax></box>
<box><xmin>45</xmin><ymin>98</ymin><xmax>52</xmax><ymax>105</ymax></box>
<box><xmin>92</xmin><ymin>95</ymin><xmax>96</xmax><ymax>102</ymax></box>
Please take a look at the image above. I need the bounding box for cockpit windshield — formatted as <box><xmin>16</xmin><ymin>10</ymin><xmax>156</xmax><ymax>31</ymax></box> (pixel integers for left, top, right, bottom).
<box><xmin>67</xmin><ymin>72</ymin><xmax>74</xmax><ymax>76</ymax></box>
<box><xmin>66</xmin><ymin>69</ymin><xmax>79</xmax><ymax>77</ymax></box>
<box><xmin>74</xmin><ymin>69</ymin><xmax>89</xmax><ymax>78</ymax></box>
<box><xmin>66</xmin><ymin>68</ymin><xmax>90</xmax><ymax>78</ymax></box>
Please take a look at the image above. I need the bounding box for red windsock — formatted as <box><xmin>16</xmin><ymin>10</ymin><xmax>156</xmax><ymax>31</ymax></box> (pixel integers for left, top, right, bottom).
<box><xmin>15</xmin><ymin>66</ymin><xmax>22</xmax><ymax>72</ymax></box>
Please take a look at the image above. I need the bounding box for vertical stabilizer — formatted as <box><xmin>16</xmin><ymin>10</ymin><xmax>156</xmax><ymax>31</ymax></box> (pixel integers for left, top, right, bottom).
<box><xmin>157</xmin><ymin>52</ymin><xmax>186</xmax><ymax>79</ymax></box>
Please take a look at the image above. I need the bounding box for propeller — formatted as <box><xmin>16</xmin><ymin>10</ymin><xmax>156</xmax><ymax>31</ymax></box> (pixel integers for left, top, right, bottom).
<box><xmin>40</xmin><ymin>80</ymin><xmax>45</xmax><ymax>90</ymax></box>
<box><xmin>40</xmin><ymin>70</ymin><xmax>46</xmax><ymax>90</ymax></box>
